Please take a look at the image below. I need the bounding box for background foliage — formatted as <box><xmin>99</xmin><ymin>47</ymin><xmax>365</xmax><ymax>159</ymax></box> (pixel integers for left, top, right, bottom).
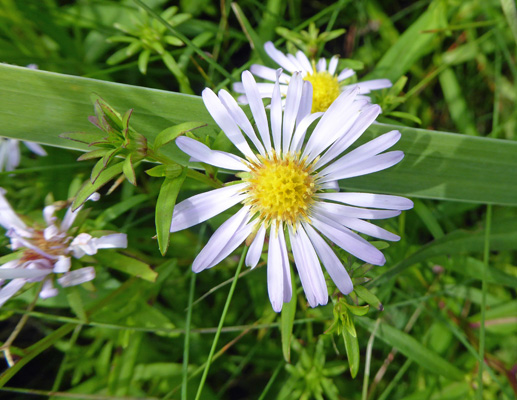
<box><xmin>0</xmin><ymin>0</ymin><xmax>516</xmax><ymax>399</ymax></box>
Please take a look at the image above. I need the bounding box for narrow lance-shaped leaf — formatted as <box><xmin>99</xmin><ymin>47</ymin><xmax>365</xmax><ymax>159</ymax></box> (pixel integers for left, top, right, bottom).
<box><xmin>342</xmin><ymin>328</ymin><xmax>360</xmax><ymax>379</ymax></box>
<box><xmin>72</xmin><ymin>162</ymin><xmax>124</xmax><ymax>210</ymax></box>
<box><xmin>123</xmin><ymin>153</ymin><xmax>137</xmax><ymax>186</ymax></box>
<box><xmin>156</xmin><ymin>167</ymin><xmax>188</xmax><ymax>255</ymax></box>
<box><xmin>153</xmin><ymin>122</ymin><xmax>207</xmax><ymax>151</ymax></box>
<box><xmin>357</xmin><ymin>318</ymin><xmax>465</xmax><ymax>381</ymax></box>
<box><xmin>95</xmin><ymin>251</ymin><xmax>157</xmax><ymax>282</ymax></box>
<box><xmin>281</xmin><ymin>270</ymin><xmax>297</xmax><ymax>363</ymax></box>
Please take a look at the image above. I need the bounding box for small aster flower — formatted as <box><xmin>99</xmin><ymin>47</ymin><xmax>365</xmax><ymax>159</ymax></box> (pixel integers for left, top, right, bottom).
<box><xmin>171</xmin><ymin>70</ymin><xmax>413</xmax><ymax>312</ymax></box>
<box><xmin>0</xmin><ymin>138</ymin><xmax>47</xmax><ymax>172</ymax></box>
<box><xmin>234</xmin><ymin>41</ymin><xmax>392</xmax><ymax>113</ymax></box>
<box><xmin>0</xmin><ymin>190</ymin><xmax>127</xmax><ymax>306</ymax></box>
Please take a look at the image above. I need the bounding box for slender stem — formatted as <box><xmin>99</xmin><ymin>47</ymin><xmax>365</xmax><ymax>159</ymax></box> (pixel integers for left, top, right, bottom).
<box><xmin>194</xmin><ymin>246</ymin><xmax>247</xmax><ymax>400</ymax></box>
<box><xmin>478</xmin><ymin>204</ymin><xmax>492</xmax><ymax>399</ymax></box>
<box><xmin>181</xmin><ymin>224</ymin><xmax>206</xmax><ymax>400</ymax></box>
<box><xmin>257</xmin><ymin>361</ymin><xmax>284</xmax><ymax>400</ymax></box>
<box><xmin>51</xmin><ymin>325</ymin><xmax>83</xmax><ymax>392</ymax></box>
<box><xmin>1</xmin><ymin>282</ymin><xmax>42</xmax><ymax>366</ymax></box>
<box><xmin>362</xmin><ymin>319</ymin><xmax>380</xmax><ymax>400</ymax></box>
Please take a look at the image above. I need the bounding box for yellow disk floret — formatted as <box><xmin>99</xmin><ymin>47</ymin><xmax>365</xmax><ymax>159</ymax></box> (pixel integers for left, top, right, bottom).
<box><xmin>303</xmin><ymin>71</ymin><xmax>341</xmax><ymax>113</ymax></box>
<box><xmin>244</xmin><ymin>152</ymin><xmax>316</xmax><ymax>227</ymax></box>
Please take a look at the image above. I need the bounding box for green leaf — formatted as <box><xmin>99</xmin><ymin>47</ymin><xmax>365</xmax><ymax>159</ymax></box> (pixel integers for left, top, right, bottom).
<box><xmin>122</xmin><ymin>154</ymin><xmax>137</xmax><ymax>186</ymax></box>
<box><xmin>156</xmin><ymin>167</ymin><xmax>187</xmax><ymax>255</ymax></box>
<box><xmin>72</xmin><ymin>162</ymin><xmax>124</xmax><ymax>211</ymax></box>
<box><xmin>145</xmin><ymin>164</ymin><xmax>182</xmax><ymax>178</ymax></box>
<box><xmin>94</xmin><ymin>194</ymin><xmax>149</xmax><ymax>226</ymax></box>
<box><xmin>231</xmin><ymin>2</ymin><xmax>274</xmax><ymax>67</ymax></box>
<box><xmin>357</xmin><ymin>318</ymin><xmax>465</xmax><ymax>381</ymax></box>
<box><xmin>367</xmin><ymin>0</ymin><xmax>447</xmax><ymax>82</ymax></box>
<box><xmin>138</xmin><ymin>49</ymin><xmax>151</xmax><ymax>75</ymax></box>
<box><xmin>77</xmin><ymin>148</ymin><xmax>107</xmax><ymax>161</ymax></box>
<box><xmin>153</xmin><ymin>122</ymin><xmax>207</xmax><ymax>150</ymax></box>
<box><xmin>342</xmin><ymin>328</ymin><xmax>360</xmax><ymax>378</ymax></box>
<box><xmin>65</xmin><ymin>286</ymin><xmax>88</xmax><ymax>322</ymax></box>
<box><xmin>281</xmin><ymin>271</ymin><xmax>297</xmax><ymax>363</ymax></box>
<box><xmin>373</xmin><ymin>218</ymin><xmax>517</xmax><ymax>287</ymax></box>
<box><xmin>95</xmin><ymin>251</ymin><xmax>157</xmax><ymax>282</ymax></box>
<box><xmin>3</xmin><ymin>64</ymin><xmax>517</xmax><ymax>205</ymax></box>
<box><xmin>354</xmin><ymin>285</ymin><xmax>383</xmax><ymax>311</ymax></box>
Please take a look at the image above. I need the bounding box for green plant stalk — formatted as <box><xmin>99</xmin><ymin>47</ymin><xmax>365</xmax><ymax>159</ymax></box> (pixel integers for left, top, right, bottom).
<box><xmin>194</xmin><ymin>246</ymin><xmax>247</xmax><ymax>400</ymax></box>
<box><xmin>377</xmin><ymin>359</ymin><xmax>412</xmax><ymax>400</ymax></box>
<box><xmin>478</xmin><ymin>204</ymin><xmax>492</xmax><ymax>399</ymax></box>
<box><xmin>51</xmin><ymin>325</ymin><xmax>83</xmax><ymax>392</ymax></box>
<box><xmin>362</xmin><ymin>319</ymin><xmax>380</xmax><ymax>400</ymax></box>
<box><xmin>257</xmin><ymin>360</ymin><xmax>284</xmax><ymax>400</ymax></box>
<box><xmin>181</xmin><ymin>224</ymin><xmax>206</xmax><ymax>400</ymax></box>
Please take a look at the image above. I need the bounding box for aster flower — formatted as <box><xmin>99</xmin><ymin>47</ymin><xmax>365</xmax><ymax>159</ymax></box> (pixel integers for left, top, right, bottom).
<box><xmin>171</xmin><ymin>70</ymin><xmax>413</xmax><ymax>312</ymax></box>
<box><xmin>0</xmin><ymin>190</ymin><xmax>127</xmax><ymax>306</ymax></box>
<box><xmin>0</xmin><ymin>138</ymin><xmax>47</xmax><ymax>172</ymax></box>
<box><xmin>234</xmin><ymin>41</ymin><xmax>392</xmax><ymax>113</ymax></box>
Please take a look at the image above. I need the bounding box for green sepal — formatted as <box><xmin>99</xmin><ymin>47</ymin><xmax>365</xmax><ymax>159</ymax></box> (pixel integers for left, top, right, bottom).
<box><xmin>77</xmin><ymin>148</ymin><xmax>108</xmax><ymax>161</ymax></box>
<box><xmin>345</xmin><ymin>303</ymin><xmax>370</xmax><ymax>316</ymax></box>
<box><xmin>138</xmin><ymin>49</ymin><xmax>151</xmax><ymax>75</ymax></box>
<box><xmin>59</xmin><ymin>131</ymin><xmax>105</xmax><ymax>145</ymax></box>
<box><xmin>122</xmin><ymin>154</ymin><xmax>137</xmax><ymax>186</ymax></box>
<box><xmin>164</xmin><ymin>35</ymin><xmax>184</xmax><ymax>46</ymax></box>
<box><xmin>156</xmin><ymin>167</ymin><xmax>188</xmax><ymax>255</ymax></box>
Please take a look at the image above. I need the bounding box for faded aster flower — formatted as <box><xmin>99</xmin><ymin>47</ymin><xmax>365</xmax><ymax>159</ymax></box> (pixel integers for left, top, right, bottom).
<box><xmin>0</xmin><ymin>138</ymin><xmax>47</xmax><ymax>172</ymax></box>
<box><xmin>0</xmin><ymin>190</ymin><xmax>127</xmax><ymax>306</ymax></box>
<box><xmin>171</xmin><ymin>71</ymin><xmax>412</xmax><ymax>312</ymax></box>
<box><xmin>234</xmin><ymin>41</ymin><xmax>392</xmax><ymax>113</ymax></box>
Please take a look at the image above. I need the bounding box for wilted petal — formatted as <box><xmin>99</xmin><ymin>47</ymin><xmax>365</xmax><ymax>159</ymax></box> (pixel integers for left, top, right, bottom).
<box><xmin>58</xmin><ymin>267</ymin><xmax>95</xmax><ymax>287</ymax></box>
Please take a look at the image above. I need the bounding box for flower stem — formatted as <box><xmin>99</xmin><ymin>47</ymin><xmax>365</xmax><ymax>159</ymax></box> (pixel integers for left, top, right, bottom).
<box><xmin>194</xmin><ymin>246</ymin><xmax>247</xmax><ymax>400</ymax></box>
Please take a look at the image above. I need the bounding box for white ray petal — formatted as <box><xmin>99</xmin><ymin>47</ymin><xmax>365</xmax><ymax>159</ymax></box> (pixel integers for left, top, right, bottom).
<box><xmin>303</xmin><ymin>86</ymin><xmax>360</xmax><ymax>163</ymax></box>
<box><xmin>171</xmin><ymin>184</ymin><xmax>247</xmax><ymax>232</ymax></box>
<box><xmin>313</xmin><ymin>201</ymin><xmax>401</xmax><ymax>220</ymax></box>
<box><xmin>94</xmin><ymin>233</ymin><xmax>128</xmax><ymax>250</ymax></box>
<box><xmin>286</xmin><ymin>53</ymin><xmax>305</xmax><ymax>73</ymax></box>
<box><xmin>311</xmin><ymin>213</ymin><xmax>385</xmax><ymax>266</ymax></box>
<box><xmin>0</xmin><ymin>278</ymin><xmax>26</xmax><ymax>307</ymax></box>
<box><xmin>317</xmin><ymin>192</ymin><xmax>414</xmax><ymax>210</ymax></box>
<box><xmin>321</xmin><ymin>130</ymin><xmax>401</xmax><ymax>177</ymax></box>
<box><xmin>338</xmin><ymin>217</ymin><xmax>400</xmax><ymax>241</ymax></box>
<box><xmin>264</xmin><ymin>41</ymin><xmax>299</xmax><ymax>72</ymax></box>
<box><xmin>289</xmin><ymin>225</ymin><xmax>328</xmax><ymax>307</ymax></box>
<box><xmin>0</xmin><ymin>268</ymin><xmax>50</xmax><ymax>279</ymax></box>
<box><xmin>282</xmin><ymin>73</ymin><xmax>304</xmax><ymax>151</ymax></box>
<box><xmin>58</xmin><ymin>267</ymin><xmax>95</xmax><ymax>287</ymax></box>
<box><xmin>328</xmin><ymin>56</ymin><xmax>339</xmax><ymax>75</ymax></box>
<box><xmin>0</xmin><ymin>188</ymin><xmax>28</xmax><ymax>233</ymax></box>
<box><xmin>303</xmin><ymin>222</ymin><xmax>353</xmax><ymax>294</ymax></box>
<box><xmin>316</xmin><ymin>58</ymin><xmax>326</xmax><ymax>72</ymax></box>
<box><xmin>267</xmin><ymin>223</ymin><xmax>285</xmax><ymax>312</ymax></box>
<box><xmin>337</xmin><ymin>68</ymin><xmax>355</xmax><ymax>81</ymax></box>
<box><xmin>347</xmin><ymin>79</ymin><xmax>392</xmax><ymax>93</ymax></box>
<box><xmin>320</xmin><ymin>151</ymin><xmax>404</xmax><ymax>182</ymax></box>
<box><xmin>296</xmin><ymin>80</ymin><xmax>313</xmax><ymax>125</ymax></box>
<box><xmin>218</xmin><ymin>90</ymin><xmax>266</xmax><ymax>156</ymax></box>
<box><xmin>176</xmin><ymin>136</ymin><xmax>249</xmax><ymax>171</ymax></box>
<box><xmin>270</xmin><ymin>69</ymin><xmax>283</xmax><ymax>152</ymax></box>
<box><xmin>246</xmin><ymin>224</ymin><xmax>266</xmax><ymax>269</ymax></box>
<box><xmin>202</xmin><ymin>88</ymin><xmax>256</xmax><ymax>160</ymax></box>
<box><xmin>53</xmin><ymin>256</ymin><xmax>71</xmax><ymax>273</ymax></box>
<box><xmin>23</xmin><ymin>141</ymin><xmax>47</xmax><ymax>156</ymax></box>
<box><xmin>242</xmin><ymin>71</ymin><xmax>272</xmax><ymax>152</ymax></box>
<box><xmin>314</xmin><ymin>104</ymin><xmax>382</xmax><ymax>169</ymax></box>
<box><xmin>40</xmin><ymin>279</ymin><xmax>58</xmax><ymax>299</ymax></box>
<box><xmin>278</xmin><ymin>224</ymin><xmax>292</xmax><ymax>303</ymax></box>
<box><xmin>289</xmin><ymin>112</ymin><xmax>323</xmax><ymax>153</ymax></box>
<box><xmin>295</xmin><ymin>51</ymin><xmax>313</xmax><ymax>74</ymax></box>
<box><xmin>192</xmin><ymin>207</ymin><xmax>251</xmax><ymax>272</ymax></box>
<box><xmin>250</xmin><ymin>64</ymin><xmax>277</xmax><ymax>81</ymax></box>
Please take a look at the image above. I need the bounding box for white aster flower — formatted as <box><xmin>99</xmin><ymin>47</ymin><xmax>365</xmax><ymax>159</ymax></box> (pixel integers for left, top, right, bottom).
<box><xmin>171</xmin><ymin>70</ymin><xmax>413</xmax><ymax>312</ymax></box>
<box><xmin>234</xmin><ymin>41</ymin><xmax>392</xmax><ymax>113</ymax></box>
<box><xmin>0</xmin><ymin>138</ymin><xmax>47</xmax><ymax>172</ymax></box>
<box><xmin>0</xmin><ymin>190</ymin><xmax>127</xmax><ymax>306</ymax></box>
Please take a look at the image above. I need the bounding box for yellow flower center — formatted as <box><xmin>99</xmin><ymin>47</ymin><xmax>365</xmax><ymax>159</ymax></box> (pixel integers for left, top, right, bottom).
<box><xmin>244</xmin><ymin>152</ymin><xmax>316</xmax><ymax>227</ymax></box>
<box><xmin>303</xmin><ymin>71</ymin><xmax>341</xmax><ymax>113</ymax></box>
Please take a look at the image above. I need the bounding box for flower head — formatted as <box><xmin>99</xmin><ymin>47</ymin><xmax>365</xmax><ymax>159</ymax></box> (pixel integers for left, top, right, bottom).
<box><xmin>0</xmin><ymin>190</ymin><xmax>127</xmax><ymax>306</ymax></box>
<box><xmin>0</xmin><ymin>138</ymin><xmax>47</xmax><ymax>172</ymax></box>
<box><xmin>171</xmin><ymin>71</ymin><xmax>412</xmax><ymax>312</ymax></box>
<box><xmin>234</xmin><ymin>41</ymin><xmax>392</xmax><ymax>113</ymax></box>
